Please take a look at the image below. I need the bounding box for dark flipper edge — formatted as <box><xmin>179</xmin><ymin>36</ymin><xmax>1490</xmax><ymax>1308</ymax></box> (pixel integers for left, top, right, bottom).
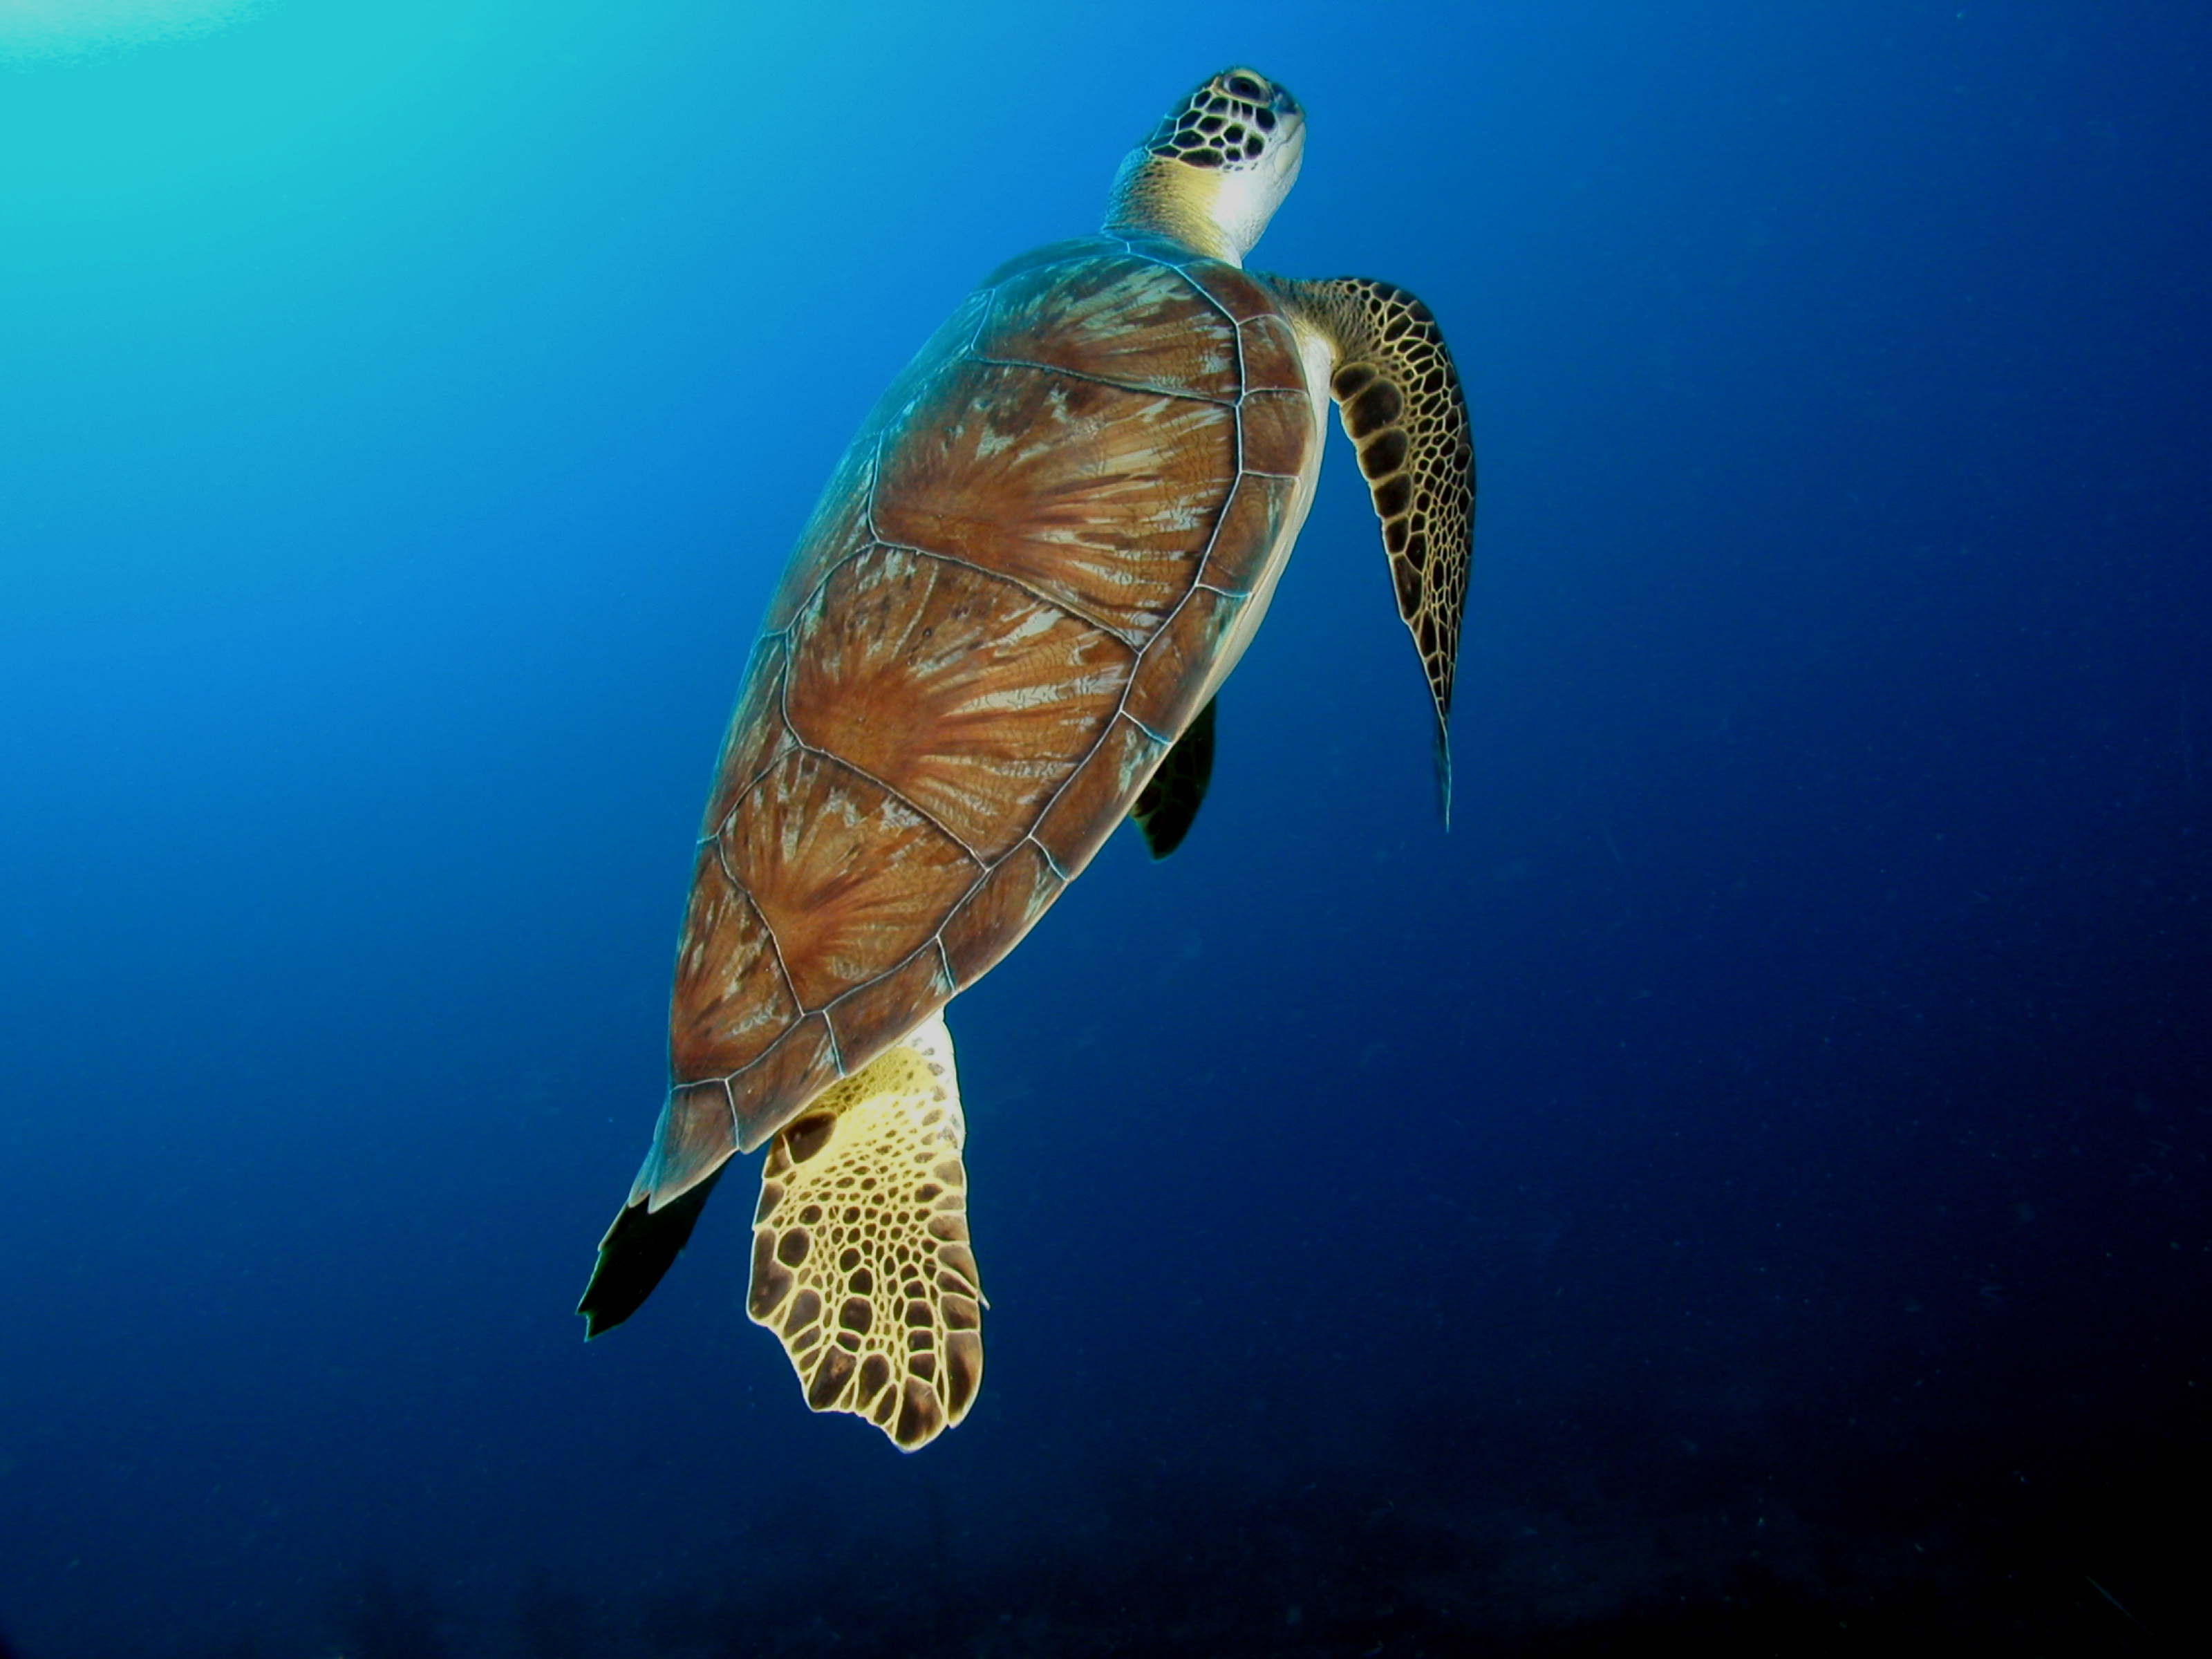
<box><xmin>578</xmin><ymin>1168</ymin><xmax>725</xmax><ymax>1337</ymax></box>
<box><xmin>1131</xmin><ymin>695</ymin><xmax>1218</xmax><ymax>859</ymax></box>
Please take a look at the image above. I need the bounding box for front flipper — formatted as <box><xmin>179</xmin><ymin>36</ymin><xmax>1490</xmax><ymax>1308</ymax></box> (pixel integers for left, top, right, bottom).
<box><xmin>1130</xmin><ymin>695</ymin><xmax>1217</xmax><ymax>859</ymax></box>
<box><xmin>745</xmin><ymin>1013</ymin><xmax>982</xmax><ymax>1451</ymax></box>
<box><xmin>1273</xmin><ymin>276</ymin><xmax>1474</xmax><ymax>821</ymax></box>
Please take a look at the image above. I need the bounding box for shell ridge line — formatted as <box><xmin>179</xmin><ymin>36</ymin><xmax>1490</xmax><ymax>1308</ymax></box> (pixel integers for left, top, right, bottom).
<box><xmin>785</xmin><ymin>738</ymin><xmax>991</xmax><ymax>870</ymax></box>
<box><xmin>1018</xmin><ymin>831</ymin><xmax>1071</xmax><ymax>884</ymax></box>
<box><xmin>1170</xmin><ymin>261</ymin><xmax>1242</xmax><ymax>333</ymax></box>
<box><xmin>817</xmin><ymin>937</ymin><xmax>962</xmax><ymax>1027</ymax></box>
<box><xmin>970</xmin><ymin>354</ymin><xmax>1235</xmax><ymax>409</ymax></box>
<box><xmin>762</xmin><ymin>545</ymin><xmax>872</xmax><ymax>714</ymax></box>
<box><xmin>711</xmin><ymin>837</ymin><xmax>809</xmax><ymax>1017</ymax></box>
<box><xmin>861</xmin><ymin>429</ymin><xmax>890</xmax><ymax>546</ymax></box>
<box><xmin>879</xmin><ymin>538</ymin><xmax>1149</xmax><ymax>653</ymax></box>
<box><xmin>703</xmin><ymin>1019</ymin><xmax>832</xmax><ymax>1096</ymax></box>
<box><xmin>703</xmin><ymin>724</ymin><xmax>798</xmax><ymax>850</ymax></box>
<box><xmin>1009</xmin><ymin>575</ymin><xmax>1205</xmax><ymax>847</ymax></box>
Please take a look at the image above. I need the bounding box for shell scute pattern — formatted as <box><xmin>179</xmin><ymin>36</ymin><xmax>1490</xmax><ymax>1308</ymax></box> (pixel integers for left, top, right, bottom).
<box><xmin>662</xmin><ymin>238</ymin><xmax>1316</xmax><ymax>1163</ymax></box>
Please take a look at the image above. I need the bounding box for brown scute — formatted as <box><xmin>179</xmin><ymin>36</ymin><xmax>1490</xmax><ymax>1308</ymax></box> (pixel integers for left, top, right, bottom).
<box><xmin>981</xmin><ymin>253</ymin><xmax>1246</xmax><ymax>401</ymax></box>
<box><xmin>1179</xmin><ymin>260</ymin><xmax>1279</xmax><ymax>323</ymax></box>
<box><xmin>819</xmin><ymin>944</ymin><xmax>955</xmax><ymax>1096</ymax></box>
<box><xmin>1119</xmin><ymin>586</ymin><xmax>1243</xmax><ymax>735</ymax></box>
<box><xmin>1237</xmin><ymin>313</ymin><xmax>1309</xmax><ymax>394</ymax></box>
<box><xmin>636</xmin><ymin>1079</ymin><xmax>738</xmax><ymax>1208</ymax></box>
<box><xmin>695</xmin><ymin>637</ymin><xmax>796</xmax><ymax>840</ymax></box>
<box><xmin>668</xmin><ymin>847</ymin><xmax>800</xmax><ymax>1081</ymax></box>
<box><xmin>1029</xmin><ymin>716</ymin><xmax>1170</xmax><ymax>877</ymax></box>
<box><xmin>858</xmin><ymin>1352</ymin><xmax>892</xmax><ymax>1403</ymax></box>
<box><xmin>787</xmin><ymin>545</ymin><xmax>1139</xmax><ymax>861</ymax></box>
<box><xmin>1197</xmin><ymin>471</ymin><xmax>1295</xmax><ymax>595</ymax></box>
<box><xmin>874</xmin><ymin>359</ymin><xmax>1235</xmax><ymax>642</ymax></box>
<box><xmin>937</xmin><ymin>840</ymin><xmax>1062</xmax><ymax>987</ymax></box>
<box><xmin>721</xmin><ymin>748</ymin><xmax>979</xmax><ymax>1014</ymax></box>
<box><xmin>783</xmin><ymin>1114</ymin><xmax>835</xmax><ymax>1163</ymax></box>
<box><xmin>753</xmin><ymin>1180</ymin><xmax>785</xmax><ymax>1226</ymax></box>
<box><xmin>722</xmin><ymin>1013</ymin><xmax>843</xmax><ymax>1152</ymax></box>
<box><xmin>936</xmin><ymin>1242</ymin><xmax>981</xmax><ymax>1291</ymax></box>
<box><xmin>759</xmin><ymin>442</ymin><xmax>878</xmax><ymax>635</ymax></box>
<box><xmin>1238</xmin><ymin>390</ymin><xmax>1314</xmax><ymax>478</ymax></box>
<box><xmin>1375</xmin><ymin>474</ymin><xmax>1413</xmax><ymax>518</ymax></box>
<box><xmin>839</xmin><ymin>1295</ymin><xmax>873</xmax><ymax>1334</ymax></box>
<box><xmin>941</xmin><ymin>1293</ymin><xmax>982</xmax><ymax>1331</ymax></box>
<box><xmin>775</xmin><ymin>1226</ymin><xmax>812</xmax><ymax>1268</ymax></box>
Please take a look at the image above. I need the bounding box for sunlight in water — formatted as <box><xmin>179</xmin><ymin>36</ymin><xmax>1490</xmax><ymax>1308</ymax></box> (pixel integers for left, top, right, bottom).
<box><xmin>0</xmin><ymin>0</ymin><xmax>272</xmax><ymax>64</ymax></box>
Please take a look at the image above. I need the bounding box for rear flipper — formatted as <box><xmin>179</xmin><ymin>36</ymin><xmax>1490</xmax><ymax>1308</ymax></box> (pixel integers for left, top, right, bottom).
<box><xmin>745</xmin><ymin>1013</ymin><xmax>983</xmax><ymax>1451</ymax></box>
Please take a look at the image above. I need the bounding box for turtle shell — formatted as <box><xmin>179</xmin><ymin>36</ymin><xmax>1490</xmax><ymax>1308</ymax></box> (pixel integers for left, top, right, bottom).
<box><xmin>631</xmin><ymin>236</ymin><xmax>1319</xmax><ymax>1208</ymax></box>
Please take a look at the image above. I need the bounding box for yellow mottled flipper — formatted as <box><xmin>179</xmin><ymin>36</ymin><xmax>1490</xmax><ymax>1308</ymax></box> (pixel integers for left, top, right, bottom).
<box><xmin>1273</xmin><ymin>274</ymin><xmax>1474</xmax><ymax>822</ymax></box>
<box><xmin>745</xmin><ymin>1014</ymin><xmax>983</xmax><ymax>1451</ymax></box>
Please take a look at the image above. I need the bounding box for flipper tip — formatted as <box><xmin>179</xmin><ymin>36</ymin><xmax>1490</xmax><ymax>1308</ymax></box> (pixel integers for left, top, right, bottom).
<box><xmin>577</xmin><ymin>1172</ymin><xmax>722</xmax><ymax>1338</ymax></box>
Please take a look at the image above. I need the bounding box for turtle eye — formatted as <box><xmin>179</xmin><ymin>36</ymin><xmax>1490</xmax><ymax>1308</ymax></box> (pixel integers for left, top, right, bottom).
<box><xmin>1225</xmin><ymin>72</ymin><xmax>1266</xmax><ymax>100</ymax></box>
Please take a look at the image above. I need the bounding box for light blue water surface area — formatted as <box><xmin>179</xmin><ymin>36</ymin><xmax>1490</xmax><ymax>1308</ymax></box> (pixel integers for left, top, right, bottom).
<box><xmin>3</xmin><ymin>3</ymin><xmax>2207</xmax><ymax>1654</ymax></box>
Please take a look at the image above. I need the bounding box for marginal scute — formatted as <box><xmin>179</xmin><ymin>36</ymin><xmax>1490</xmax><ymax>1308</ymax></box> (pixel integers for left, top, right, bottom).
<box><xmin>697</xmin><ymin>637</ymin><xmax>795</xmax><ymax>840</ymax></box>
<box><xmin>1179</xmin><ymin>259</ymin><xmax>1277</xmax><ymax>324</ymax></box>
<box><xmin>669</xmin><ymin>845</ymin><xmax>800</xmax><ymax>1081</ymax></box>
<box><xmin>748</xmin><ymin>1017</ymin><xmax>981</xmax><ymax>1452</ymax></box>
<box><xmin>821</xmin><ymin>945</ymin><xmax>957</xmax><ymax>1094</ymax></box>
<box><xmin>1029</xmin><ymin>716</ymin><xmax>1170</xmax><ymax>877</ymax></box>
<box><xmin>937</xmin><ymin>840</ymin><xmax>1062</xmax><ymax>987</ymax></box>
<box><xmin>1119</xmin><ymin>586</ymin><xmax>1243</xmax><ymax>736</ymax></box>
<box><xmin>1197</xmin><ymin>471</ymin><xmax>1296</xmax><ymax>595</ymax></box>
<box><xmin>762</xmin><ymin>445</ymin><xmax>879</xmax><ymax>636</ymax></box>
<box><xmin>722</xmin><ymin>1011</ymin><xmax>843</xmax><ymax>1153</ymax></box>
<box><xmin>1237</xmin><ymin>313</ymin><xmax>1309</xmax><ymax>395</ymax></box>
<box><xmin>630</xmin><ymin>1080</ymin><xmax>737</xmax><ymax>1211</ymax></box>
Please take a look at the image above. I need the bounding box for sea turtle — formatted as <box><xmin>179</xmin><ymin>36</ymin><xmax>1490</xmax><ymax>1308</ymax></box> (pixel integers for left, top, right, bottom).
<box><xmin>579</xmin><ymin>68</ymin><xmax>1475</xmax><ymax>1450</ymax></box>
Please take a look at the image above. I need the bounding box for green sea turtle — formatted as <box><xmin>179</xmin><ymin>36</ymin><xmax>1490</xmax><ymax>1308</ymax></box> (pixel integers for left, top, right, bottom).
<box><xmin>579</xmin><ymin>68</ymin><xmax>1475</xmax><ymax>1450</ymax></box>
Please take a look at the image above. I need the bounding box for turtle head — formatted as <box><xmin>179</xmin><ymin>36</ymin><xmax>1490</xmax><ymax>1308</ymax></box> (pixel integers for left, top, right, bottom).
<box><xmin>1103</xmin><ymin>68</ymin><xmax>1304</xmax><ymax>266</ymax></box>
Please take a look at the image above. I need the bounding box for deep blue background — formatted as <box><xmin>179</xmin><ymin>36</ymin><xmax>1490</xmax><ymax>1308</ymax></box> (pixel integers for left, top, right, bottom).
<box><xmin>3</xmin><ymin>3</ymin><xmax>2206</xmax><ymax>1653</ymax></box>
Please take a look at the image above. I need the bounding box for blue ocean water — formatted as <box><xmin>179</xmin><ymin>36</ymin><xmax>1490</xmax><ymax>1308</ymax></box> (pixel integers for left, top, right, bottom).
<box><xmin>2</xmin><ymin>2</ymin><xmax>2206</xmax><ymax>1653</ymax></box>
